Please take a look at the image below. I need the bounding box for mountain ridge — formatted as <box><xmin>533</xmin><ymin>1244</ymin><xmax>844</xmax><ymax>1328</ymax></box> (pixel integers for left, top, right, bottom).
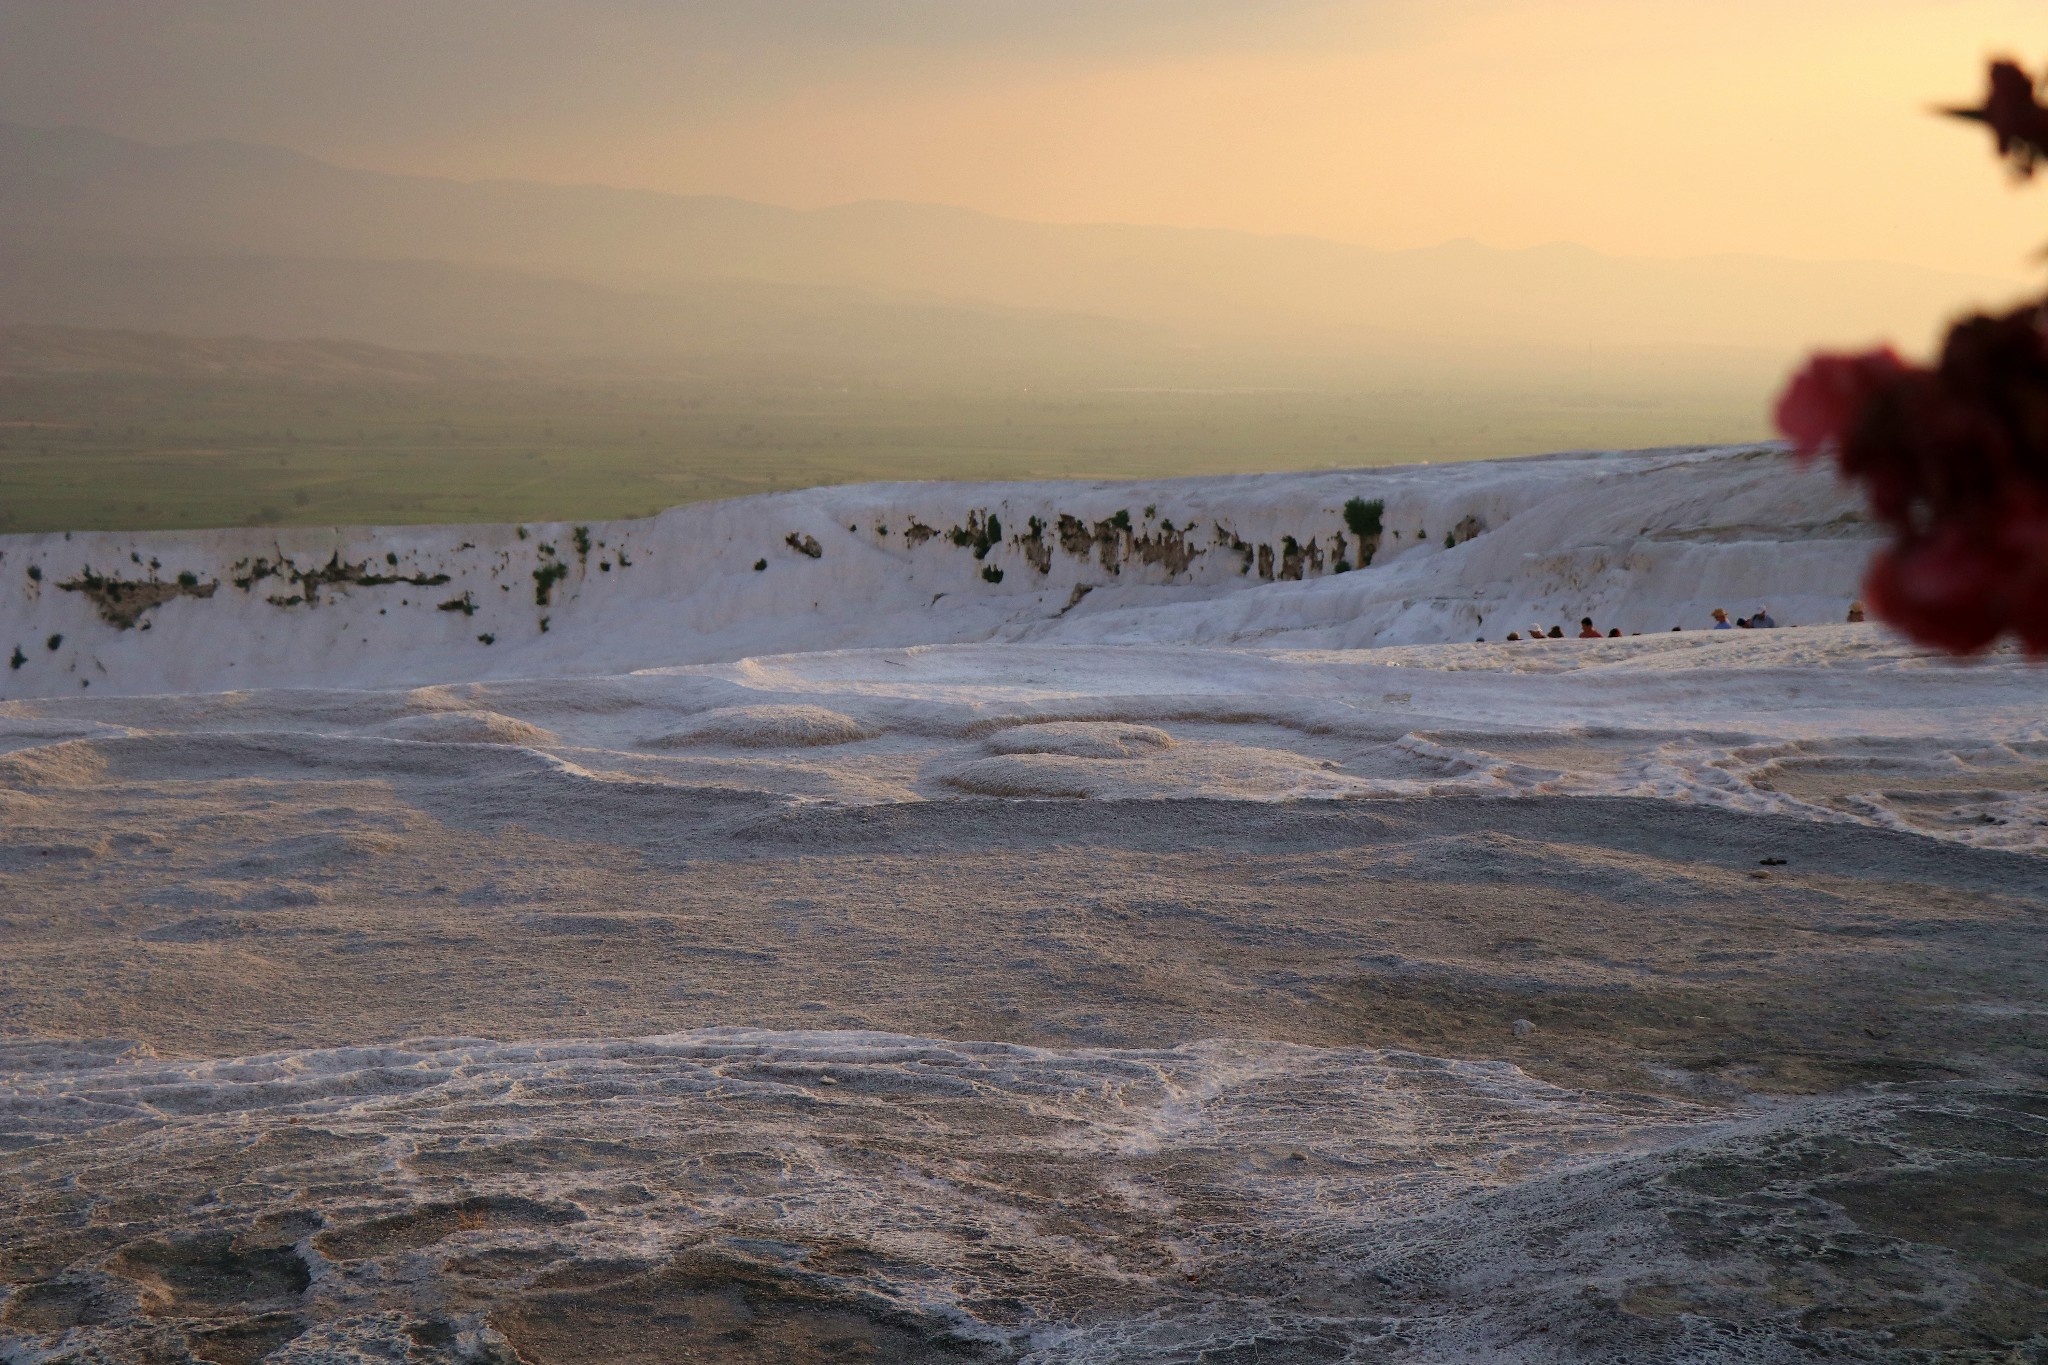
<box><xmin>0</xmin><ymin>120</ymin><xmax>2029</xmax><ymax>363</ymax></box>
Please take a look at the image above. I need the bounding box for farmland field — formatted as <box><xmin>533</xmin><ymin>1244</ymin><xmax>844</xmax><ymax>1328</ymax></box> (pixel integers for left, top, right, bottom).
<box><xmin>0</xmin><ymin>373</ymin><xmax>1769</xmax><ymax>533</ymax></box>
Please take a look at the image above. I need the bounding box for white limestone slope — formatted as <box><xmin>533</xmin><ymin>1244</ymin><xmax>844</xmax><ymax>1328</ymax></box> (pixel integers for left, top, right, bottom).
<box><xmin>0</xmin><ymin>444</ymin><xmax>1870</xmax><ymax>701</ymax></box>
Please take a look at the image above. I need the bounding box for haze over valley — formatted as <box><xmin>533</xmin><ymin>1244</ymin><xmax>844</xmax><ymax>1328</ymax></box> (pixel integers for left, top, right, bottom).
<box><xmin>0</xmin><ymin>120</ymin><xmax>2030</xmax><ymax>531</ymax></box>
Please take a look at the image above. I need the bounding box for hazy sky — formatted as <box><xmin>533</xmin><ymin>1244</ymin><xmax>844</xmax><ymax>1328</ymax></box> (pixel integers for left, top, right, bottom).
<box><xmin>3</xmin><ymin>0</ymin><xmax>2046</xmax><ymax>278</ymax></box>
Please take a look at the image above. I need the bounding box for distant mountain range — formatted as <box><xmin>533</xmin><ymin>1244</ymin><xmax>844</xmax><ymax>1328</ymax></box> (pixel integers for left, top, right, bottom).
<box><xmin>0</xmin><ymin>121</ymin><xmax>2031</xmax><ymax>384</ymax></box>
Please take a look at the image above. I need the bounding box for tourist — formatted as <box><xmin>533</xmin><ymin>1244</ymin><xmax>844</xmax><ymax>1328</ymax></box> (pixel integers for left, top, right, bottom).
<box><xmin>1711</xmin><ymin>608</ymin><xmax>1732</xmax><ymax>629</ymax></box>
<box><xmin>1846</xmin><ymin>600</ymin><xmax>1866</xmax><ymax>623</ymax></box>
<box><xmin>1547</xmin><ymin>625</ymin><xmax>1564</xmax><ymax>639</ymax></box>
<box><xmin>1752</xmin><ymin>606</ymin><xmax>1777</xmax><ymax>628</ymax></box>
<box><xmin>1577</xmin><ymin>617</ymin><xmax>1600</xmax><ymax>638</ymax></box>
<box><xmin>1608</xmin><ymin>628</ymin><xmax>1622</xmax><ymax>637</ymax></box>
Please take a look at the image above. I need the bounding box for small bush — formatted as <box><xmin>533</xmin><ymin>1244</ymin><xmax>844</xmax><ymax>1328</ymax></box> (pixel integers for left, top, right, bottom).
<box><xmin>754</xmin><ymin>558</ymin><xmax>767</xmax><ymax>571</ymax></box>
<box><xmin>177</xmin><ymin>570</ymin><xmax>200</xmax><ymax>587</ymax></box>
<box><xmin>533</xmin><ymin>562</ymin><xmax>570</xmax><ymax>604</ymax></box>
<box><xmin>1343</xmin><ymin>497</ymin><xmax>1384</xmax><ymax>539</ymax></box>
<box><xmin>46</xmin><ymin>633</ymin><xmax>62</xmax><ymax>651</ymax></box>
<box><xmin>8</xmin><ymin>646</ymin><xmax>24</xmax><ymax>670</ymax></box>
<box><xmin>982</xmin><ymin>564</ymin><xmax>1005</xmax><ymax>583</ymax></box>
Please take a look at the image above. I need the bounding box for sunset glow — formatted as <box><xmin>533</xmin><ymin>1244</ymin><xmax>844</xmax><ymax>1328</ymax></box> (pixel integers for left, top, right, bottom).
<box><xmin>3</xmin><ymin>0</ymin><xmax>2045</xmax><ymax>277</ymax></box>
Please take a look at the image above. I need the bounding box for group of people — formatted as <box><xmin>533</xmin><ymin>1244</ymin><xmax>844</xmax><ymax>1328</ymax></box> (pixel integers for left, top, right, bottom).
<box><xmin>1501</xmin><ymin>617</ymin><xmax>1621</xmax><ymax>641</ymax></box>
<box><xmin>1488</xmin><ymin>601</ymin><xmax>1867</xmax><ymax>642</ymax></box>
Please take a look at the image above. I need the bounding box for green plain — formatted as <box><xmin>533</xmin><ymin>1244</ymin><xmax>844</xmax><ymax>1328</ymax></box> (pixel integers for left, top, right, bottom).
<box><xmin>0</xmin><ymin>375</ymin><xmax>1771</xmax><ymax>534</ymax></box>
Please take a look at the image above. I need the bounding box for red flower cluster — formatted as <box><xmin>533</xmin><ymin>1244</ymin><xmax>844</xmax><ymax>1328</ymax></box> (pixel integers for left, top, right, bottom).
<box><xmin>1947</xmin><ymin>59</ymin><xmax>2048</xmax><ymax>177</ymax></box>
<box><xmin>1776</xmin><ymin>304</ymin><xmax>2048</xmax><ymax>653</ymax></box>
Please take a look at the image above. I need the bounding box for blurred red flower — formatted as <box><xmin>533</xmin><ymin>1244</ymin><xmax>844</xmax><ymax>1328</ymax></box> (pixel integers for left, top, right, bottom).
<box><xmin>1777</xmin><ymin>303</ymin><xmax>2048</xmax><ymax>653</ymax></box>
<box><xmin>1776</xmin><ymin>57</ymin><xmax>2048</xmax><ymax>655</ymax></box>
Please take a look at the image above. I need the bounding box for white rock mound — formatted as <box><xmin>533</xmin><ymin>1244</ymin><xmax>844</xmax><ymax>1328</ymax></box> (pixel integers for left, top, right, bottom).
<box><xmin>984</xmin><ymin>722</ymin><xmax>1177</xmax><ymax>758</ymax></box>
<box><xmin>0</xmin><ymin>445</ymin><xmax>1874</xmax><ymax>700</ymax></box>
<box><xmin>643</xmin><ymin>704</ymin><xmax>876</xmax><ymax>749</ymax></box>
<box><xmin>374</xmin><ymin>711</ymin><xmax>560</xmax><ymax>746</ymax></box>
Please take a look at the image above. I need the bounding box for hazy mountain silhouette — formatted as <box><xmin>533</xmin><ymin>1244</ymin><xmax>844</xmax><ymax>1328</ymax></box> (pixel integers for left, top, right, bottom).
<box><xmin>0</xmin><ymin>122</ymin><xmax>2027</xmax><ymax>378</ymax></box>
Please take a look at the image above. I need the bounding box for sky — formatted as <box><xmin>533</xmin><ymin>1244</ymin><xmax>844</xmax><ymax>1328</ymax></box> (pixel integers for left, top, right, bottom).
<box><xmin>2</xmin><ymin>0</ymin><xmax>2046</xmax><ymax>280</ymax></box>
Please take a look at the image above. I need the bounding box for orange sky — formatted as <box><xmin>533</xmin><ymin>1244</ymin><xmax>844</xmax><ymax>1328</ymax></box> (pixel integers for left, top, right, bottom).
<box><xmin>4</xmin><ymin>0</ymin><xmax>2048</xmax><ymax>279</ymax></box>
<box><xmin>559</xmin><ymin>0</ymin><xmax>2048</xmax><ymax>279</ymax></box>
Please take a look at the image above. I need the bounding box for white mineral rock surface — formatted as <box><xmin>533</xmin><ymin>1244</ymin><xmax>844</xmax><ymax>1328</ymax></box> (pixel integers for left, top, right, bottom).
<box><xmin>3</xmin><ymin>445</ymin><xmax>2044</xmax><ymax>1363</ymax></box>
<box><xmin>3</xmin><ymin>443</ymin><xmax>1875</xmax><ymax>698</ymax></box>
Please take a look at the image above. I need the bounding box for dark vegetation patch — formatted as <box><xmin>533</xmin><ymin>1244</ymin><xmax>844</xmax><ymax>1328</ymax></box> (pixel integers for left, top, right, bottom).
<box><xmin>947</xmin><ymin>509</ymin><xmax>1002</xmax><ymax>559</ymax></box>
<box><xmin>1213</xmin><ymin>525</ymin><xmax>1255</xmax><ymax>574</ymax></box>
<box><xmin>1278</xmin><ymin>534</ymin><xmax>1319</xmax><ymax>580</ymax></box>
<box><xmin>784</xmin><ymin>532</ymin><xmax>823</xmax><ymax>559</ymax></box>
<box><xmin>1017</xmin><ymin>515</ymin><xmax>1051</xmax><ymax>573</ymax></box>
<box><xmin>533</xmin><ymin>560</ymin><xmax>570</xmax><ymax>605</ymax></box>
<box><xmin>1343</xmin><ymin>497</ymin><xmax>1384</xmax><ymax>566</ymax></box>
<box><xmin>57</xmin><ymin>566</ymin><xmax>217</xmax><ymax>628</ymax></box>
<box><xmin>1056</xmin><ymin>512</ymin><xmax>1138</xmax><ymax>572</ymax></box>
<box><xmin>1127</xmin><ymin>520</ymin><xmax>1202</xmax><ymax>575</ymax></box>
<box><xmin>228</xmin><ymin>551</ymin><xmax>450</xmax><ymax>604</ymax></box>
